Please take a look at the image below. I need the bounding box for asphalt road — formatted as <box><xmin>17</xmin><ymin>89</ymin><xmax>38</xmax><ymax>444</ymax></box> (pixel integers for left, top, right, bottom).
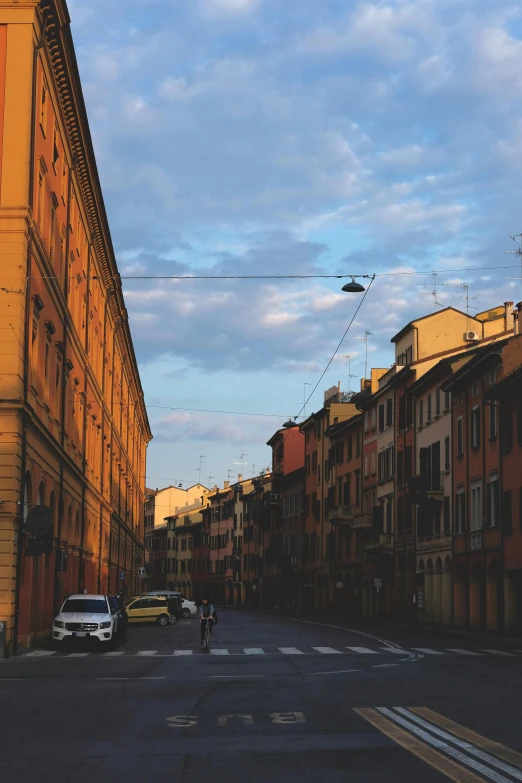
<box><xmin>2</xmin><ymin>608</ymin><xmax>522</xmax><ymax>783</ymax></box>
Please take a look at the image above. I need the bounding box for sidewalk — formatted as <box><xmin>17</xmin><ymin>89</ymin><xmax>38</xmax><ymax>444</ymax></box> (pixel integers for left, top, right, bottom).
<box><xmin>228</xmin><ymin>604</ymin><xmax>522</xmax><ymax>649</ymax></box>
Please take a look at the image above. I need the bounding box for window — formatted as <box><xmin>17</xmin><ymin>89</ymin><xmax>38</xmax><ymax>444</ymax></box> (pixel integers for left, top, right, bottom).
<box><xmin>398</xmin><ymin>396</ymin><xmax>405</xmax><ymax>431</ymax></box>
<box><xmin>489</xmin><ymin>370</ymin><xmax>496</xmax><ymax>385</ymax></box>
<box><xmin>311</xmin><ymin>451</ymin><xmax>317</xmax><ymax>473</ymax></box>
<box><xmin>347</xmin><ymin>436</ymin><xmax>353</xmax><ymax>460</ymax></box>
<box><xmin>336</xmin><ymin>442</ymin><xmax>344</xmax><ymax>464</ymax></box>
<box><xmin>457</xmin><ymin>416</ymin><xmax>463</xmax><ymax>457</ymax></box>
<box><xmin>435</xmin><ymin>388</ymin><xmax>441</xmax><ymax>417</ymax></box>
<box><xmin>40</xmin><ymin>81</ymin><xmax>48</xmax><ymax>136</ymax></box>
<box><xmin>324</xmin><ymin>459</ymin><xmax>330</xmax><ymax>482</ymax></box>
<box><xmin>404</xmin><ymin>446</ymin><xmax>412</xmax><ymax>481</ymax></box>
<box><xmin>471</xmin><ymin>406</ymin><xmax>480</xmax><ymax>450</ymax></box>
<box><xmin>386</xmin><ymin>499</ymin><xmax>392</xmax><ymax>533</ymax></box>
<box><xmin>386</xmin><ymin>398</ymin><xmax>393</xmax><ymax>427</ymax></box>
<box><xmin>53</xmin><ymin>126</ymin><xmax>60</xmax><ymax>167</ymax></box>
<box><xmin>355</xmin><ymin>433</ymin><xmax>361</xmax><ymax>455</ymax></box>
<box><xmin>472</xmin><ymin>383</ymin><xmax>479</xmax><ymax>397</ymax></box>
<box><xmin>397</xmin><ymin>497</ymin><xmax>404</xmax><ymax>533</ymax></box>
<box><xmin>470</xmin><ymin>480</ymin><xmax>482</xmax><ymax>531</ymax></box>
<box><xmin>444</xmin><ymin>436</ymin><xmax>450</xmax><ymax>471</ymax></box>
<box><xmin>378</xmin><ymin>404</ymin><xmax>385</xmax><ymax>432</ymax></box>
<box><xmin>371</xmin><ymin>407</ymin><xmax>376</xmax><ymax>430</ymax></box>
<box><xmin>488</xmin><ymin>473</ymin><xmax>500</xmax><ymax>527</ymax></box>
<box><xmin>443</xmin><ymin>496</ymin><xmax>450</xmax><ymax>534</ymax></box>
<box><xmin>370</xmin><ymin>451</ymin><xmax>376</xmax><ymax>475</ymax></box>
<box><xmin>489</xmin><ymin>402</ymin><xmax>498</xmax><ymax>440</ymax></box>
<box><xmin>317</xmin><ymin>464</ymin><xmax>321</xmax><ymax>485</ymax></box>
<box><xmin>305</xmin><ymin>454</ymin><xmax>310</xmax><ymax>476</ymax></box>
<box><xmin>406</xmin><ymin>345</ymin><xmax>413</xmax><ymax>364</ymax></box>
<box><xmin>364</xmin><ymin>454</ymin><xmax>369</xmax><ymax>477</ymax></box>
<box><xmin>427</xmin><ymin>393</ymin><xmax>432</xmax><ymax>422</ymax></box>
<box><xmin>343</xmin><ymin>478</ymin><xmax>351</xmax><ymax>506</ymax></box>
<box><xmin>397</xmin><ymin>451</ymin><xmax>404</xmax><ymax>487</ymax></box>
<box><xmin>354</xmin><ymin>471</ymin><xmax>360</xmax><ymax>505</ymax></box>
<box><xmin>419</xmin><ymin>399</ymin><xmax>424</xmax><ymax>427</ymax></box>
<box><xmin>456</xmin><ymin>488</ymin><xmax>466</xmax><ymax>534</ymax></box>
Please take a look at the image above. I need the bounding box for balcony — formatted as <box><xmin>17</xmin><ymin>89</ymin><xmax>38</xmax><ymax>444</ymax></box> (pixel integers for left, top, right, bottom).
<box><xmin>366</xmin><ymin>533</ymin><xmax>394</xmax><ymax>554</ymax></box>
<box><xmin>471</xmin><ymin>531</ymin><xmax>482</xmax><ymax>550</ymax></box>
<box><xmin>232</xmin><ymin>547</ymin><xmax>242</xmax><ymax>560</ymax></box>
<box><xmin>329</xmin><ymin>506</ymin><xmax>354</xmax><ymax>526</ymax></box>
<box><xmin>351</xmin><ymin>513</ymin><xmax>373</xmax><ymax>530</ymax></box>
<box><xmin>408</xmin><ymin>472</ymin><xmax>444</xmax><ymax>498</ymax></box>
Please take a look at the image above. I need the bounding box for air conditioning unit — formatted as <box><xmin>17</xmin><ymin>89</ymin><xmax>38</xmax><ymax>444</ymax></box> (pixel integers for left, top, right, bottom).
<box><xmin>464</xmin><ymin>331</ymin><xmax>480</xmax><ymax>342</ymax></box>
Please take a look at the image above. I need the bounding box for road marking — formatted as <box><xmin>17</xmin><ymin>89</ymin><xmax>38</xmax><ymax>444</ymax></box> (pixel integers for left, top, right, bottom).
<box><xmin>307</xmin><ymin>669</ymin><xmax>361</xmax><ymax>676</ymax></box>
<box><xmin>395</xmin><ymin>707</ymin><xmax>522</xmax><ymax>781</ymax></box>
<box><xmin>173</xmin><ymin>650</ymin><xmax>193</xmax><ymax>656</ymax></box>
<box><xmin>141</xmin><ymin>677</ymin><xmax>167</xmax><ymax>680</ymax></box>
<box><xmin>137</xmin><ymin>650</ymin><xmax>157</xmax><ymax>656</ymax></box>
<box><xmin>97</xmin><ymin>677</ymin><xmax>132</xmax><ymax>680</ymax></box>
<box><xmin>346</xmin><ymin>646</ymin><xmax>378</xmax><ymax>654</ymax></box>
<box><xmin>24</xmin><ymin>650</ymin><xmax>56</xmax><ymax>657</ymax></box>
<box><xmin>378</xmin><ymin>707</ymin><xmax>514</xmax><ymax>783</ymax></box>
<box><xmin>0</xmin><ymin>678</ymin><xmax>27</xmax><ymax>681</ymax></box>
<box><xmin>209</xmin><ymin>675</ymin><xmax>265</xmax><ymax>679</ymax></box>
<box><xmin>217</xmin><ymin>714</ymin><xmax>254</xmax><ymax>726</ymax></box>
<box><xmin>447</xmin><ymin>649</ymin><xmax>481</xmax><ymax>656</ymax></box>
<box><xmin>481</xmin><ymin>650</ymin><xmax>514</xmax><ymax>656</ymax></box>
<box><xmin>413</xmin><ymin>707</ymin><xmax>522</xmax><ymax>771</ymax></box>
<box><xmin>312</xmin><ymin>646</ymin><xmax>343</xmax><ymax>654</ymax></box>
<box><xmin>356</xmin><ymin>707</ymin><xmax>496</xmax><ymax>783</ymax></box>
<box><xmin>102</xmin><ymin>651</ymin><xmax>125</xmax><ymax>657</ymax></box>
<box><xmin>278</xmin><ymin>647</ymin><xmax>304</xmax><ymax>655</ymax></box>
<box><xmin>412</xmin><ymin>648</ymin><xmax>445</xmax><ymax>655</ymax></box>
<box><xmin>210</xmin><ymin>649</ymin><xmax>230</xmax><ymax>655</ymax></box>
<box><xmin>243</xmin><ymin>648</ymin><xmax>265</xmax><ymax>655</ymax></box>
<box><xmin>67</xmin><ymin>653</ymin><xmax>90</xmax><ymax>657</ymax></box>
<box><xmin>373</xmin><ymin>663</ymin><xmax>399</xmax><ymax>668</ymax></box>
<box><xmin>379</xmin><ymin>647</ymin><xmax>407</xmax><ymax>655</ymax></box>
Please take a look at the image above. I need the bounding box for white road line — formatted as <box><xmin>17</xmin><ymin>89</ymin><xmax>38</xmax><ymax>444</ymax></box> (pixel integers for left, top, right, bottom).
<box><xmin>210</xmin><ymin>649</ymin><xmax>230</xmax><ymax>655</ymax></box>
<box><xmin>481</xmin><ymin>650</ymin><xmax>514</xmax><ymax>656</ymax></box>
<box><xmin>137</xmin><ymin>651</ymin><xmax>157</xmax><ymax>656</ymax></box>
<box><xmin>102</xmin><ymin>651</ymin><xmax>125</xmax><ymax>657</ymax></box>
<box><xmin>312</xmin><ymin>646</ymin><xmax>343</xmax><ymax>654</ymax></box>
<box><xmin>346</xmin><ymin>646</ymin><xmax>378</xmax><ymax>654</ymax></box>
<box><xmin>24</xmin><ymin>650</ymin><xmax>56</xmax><ymax>657</ymax></box>
<box><xmin>446</xmin><ymin>649</ymin><xmax>481</xmax><ymax>655</ymax></box>
<box><xmin>141</xmin><ymin>677</ymin><xmax>166</xmax><ymax>680</ymax></box>
<box><xmin>378</xmin><ymin>708</ymin><xmax>513</xmax><ymax>783</ymax></box>
<box><xmin>67</xmin><ymin>653</ymin><xmax>90</xmax><ymax>657</ymax></box>
<box><xmin>243</xmin><ymin>648</ymin><xmax>265</xmax><ymax>655</ymax></box>
<box><xmin>308</xmin><ymin>669</ymin><xmax>361</xmax><ymax>676</ymax></box>
<box><xmin>210</xmin><ymin>675</ymin><xmax>265</xmax><ymax>679</ymax></box>
<box><xmin>394</xmin><ymin>707</ymin><xmax>522</xmax><ymax>782</ymax></box>
<box><xmin>0</xmin><ymin>679</ymin><xmax>27</xmax><ymax>681</ymax></box>
<box><xmin>97</xmin><ymin>677</ymin><xmax>132</xmax><ymax>681</ymax></box>
<box><xmin>373</xmin><ymin>663</ymin><xmax>399</xmax><ymax>668</ymax></box>
<box><xmin>379</xmin><ymin>647</ymin><xmax>407</xmax><ymax>655</ymax></box>
<box><xmin>412</xmin><ymin>648</ymin><xmax>445</xmax><ymax>655</ymax></box>
<box><xmin>278</xmin><ymin>647</ymin><xmax>304</xmax><ymax>655</ymax></box>
<box><xmin>173</xmin><ymin>650</ymin><xmax>193</xmax><ymax>656</ymax></box>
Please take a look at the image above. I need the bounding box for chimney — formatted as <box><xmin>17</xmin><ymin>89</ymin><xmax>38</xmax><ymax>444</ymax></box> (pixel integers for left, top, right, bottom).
<box><xmin>224</xmin><ymin>481</ymin><xmax>229</xmax><ymax>489</ymax></box>
<box><xmin>505</xmin><ymin>302</ymin><xmax>514</xmax><ymax>332</ymax></box>
<box><xmin>238</xmin><ymin>474</ymin><xmax>242</xmax><ymax>482</ymax></box>
<box><xmin>514</xmin><ymin>301</ymin><xmax>522</xmax><ymax>336</ymax></box>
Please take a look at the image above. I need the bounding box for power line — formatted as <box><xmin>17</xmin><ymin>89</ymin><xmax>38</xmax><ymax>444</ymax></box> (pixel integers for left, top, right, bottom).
<box><xmin>74</xmin><ymin>401</ymin><xmax>289</xmax><ymax>418</ymax></box>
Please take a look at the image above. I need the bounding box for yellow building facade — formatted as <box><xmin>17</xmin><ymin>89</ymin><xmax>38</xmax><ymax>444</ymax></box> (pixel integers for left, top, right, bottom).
<box><xmin>0</xmin><ymin>0</ymin><xmax>152</xmax><ymax>653</ymax></box>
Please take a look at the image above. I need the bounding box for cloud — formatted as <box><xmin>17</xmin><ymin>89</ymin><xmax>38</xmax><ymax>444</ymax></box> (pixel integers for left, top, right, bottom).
<box><xmin>199</xmin><ymin>0</ymin><xmax>261</xmax><ymax>16</ymax></box>
<box><xmin>153</xmin><ymin>411</ymin><xmax>269</xmax><ymax>444</ymax></box>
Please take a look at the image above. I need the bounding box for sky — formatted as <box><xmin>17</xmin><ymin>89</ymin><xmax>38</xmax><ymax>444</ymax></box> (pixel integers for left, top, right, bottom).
<box><xmin>68</xmin><ymin>0</ymin><xmax>522</xmax><ymax>490</ymax></box>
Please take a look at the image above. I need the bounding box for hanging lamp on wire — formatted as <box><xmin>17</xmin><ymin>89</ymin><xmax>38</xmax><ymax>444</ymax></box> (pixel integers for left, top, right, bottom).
<box><xmin>342</xmin><ymin>277</ymin><xmax>366</xmax><ymax>293</ymax></box>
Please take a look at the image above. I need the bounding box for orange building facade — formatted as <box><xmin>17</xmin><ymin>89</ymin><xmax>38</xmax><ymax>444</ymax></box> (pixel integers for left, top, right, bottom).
<box><xmin>0</xmin><ymin>0</ymin><xmax>151</xmax><ymax>653</ymax></box>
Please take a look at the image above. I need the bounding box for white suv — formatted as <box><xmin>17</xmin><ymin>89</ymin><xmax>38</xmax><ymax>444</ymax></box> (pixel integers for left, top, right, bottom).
<box><xmin>52</xmin><ymin>594</ymin><xmax>118</xmax><ymax>645</ymax></box>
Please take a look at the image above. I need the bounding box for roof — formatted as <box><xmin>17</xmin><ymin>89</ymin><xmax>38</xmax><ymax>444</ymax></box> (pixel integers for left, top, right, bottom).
<box><xmin>485</xmin><ymin>362</ymin><xmax>522</xmax><ymax>400</ymax></box>
<box><xmin>325</xmin><ymin>413</ymin><xmax>361</xmax><ymax>438</ymax></box>
<box><xmin>391</xmin><ymin>306</ymin><xmax>476</xmax><ymax>344</ymax></box>
<box><xmin>408</xmin><ymin>349</ymin><xmax>481</xmax><ymax>396</ymax></box>
<box><xmin>442</xmin><ymin>340</ymin><xmax>509</xmax><ymax>394</ymax></box>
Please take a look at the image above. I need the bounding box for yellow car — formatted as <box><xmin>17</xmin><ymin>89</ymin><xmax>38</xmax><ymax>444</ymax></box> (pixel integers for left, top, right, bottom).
<box><xmin>126</xmin><ymin>596</ymin><xmax>176</xmax><ymax>626</ymax></box>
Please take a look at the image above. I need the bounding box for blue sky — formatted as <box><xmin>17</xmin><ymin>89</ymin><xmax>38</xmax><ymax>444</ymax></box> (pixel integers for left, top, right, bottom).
<box><xmin>68</xmin><ymin>0</ymin><xmax>522</xmax><ymax>489</ymax></box>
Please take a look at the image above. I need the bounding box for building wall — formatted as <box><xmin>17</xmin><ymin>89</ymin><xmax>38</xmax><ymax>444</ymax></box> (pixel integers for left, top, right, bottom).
<box><xmin>0</xmin><ymin>2</ymin><xmax>151</xmax><ymax>653</ymax></box>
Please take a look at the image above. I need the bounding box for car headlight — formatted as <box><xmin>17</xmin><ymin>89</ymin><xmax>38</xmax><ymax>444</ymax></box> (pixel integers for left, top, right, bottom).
<box><xmin>100</xmin><ymin>621</ymin><xmax>112</xmax><ymax>629</ymax></box>
<box><xmin>54</xmin><ymin>620</ymin><xmax>64</xmax><ymax>628</ymax></box>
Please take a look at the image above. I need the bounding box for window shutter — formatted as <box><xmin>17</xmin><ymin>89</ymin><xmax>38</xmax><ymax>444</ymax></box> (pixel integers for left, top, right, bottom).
<box><xmin>419</xmin><ymin>447</ymin><xmax>428</xmax><ymax>477</ymax></box>
<box><xmin>399</xmin><ymin>396</ymin><xmax>405</xmax><ymax>430</ymax></box>
<box><xmin>432</xmin><ymin>441</ymin><xmax>441</xmax><ymax>489</ymax></box>
<box><xmin>397</xmin><ymin>451</ymin><xmax>404</xmax><ymax>486</ymax></box>
<box><xmin>502</xmin><ymin>490</ymin><xmax>512</xmax><ymax>531</ymax></box>
<box><xmin>378</xmin><ymin>404</ymin><xmax>385</xmax><ymax>432</ymax></box>
<box><xmin>443</xmin><ymin>496</ymin><xmax>450</xmax><ymax>534</ymax></box>
<box><xmin>386</xmin><ymin>398</ymin><xmax>393</xmax><ymax>427</ymax></box>
<box><xmin>486</xmin><ymin>482</ymin><xmax>491</xmax><ymax>527</ymax></box>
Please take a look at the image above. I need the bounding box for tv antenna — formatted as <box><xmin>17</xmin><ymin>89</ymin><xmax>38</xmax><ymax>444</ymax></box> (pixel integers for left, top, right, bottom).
<box><xmin>234</xmin><ymin>450</ymin><xmax>248</xmax><ymax>471</ymax></box>
<box><xmin>208</xmin><ymin>476</ymin><xmax>215</xmax><ymax>488</ymax></box>
<box><xmin>357</xmin><ymin>331</ymin><xmax>373</xmax><ymax>381</ymax></box>
<box><xmin>336</xmin><ymin>354</ymin><xmax>357</xmax><ymax>393</ymax></box>
<box><xmin>228</xmin><ymin>469</ymin><xmax>234</xmax><ymax>483</ymax></box>
<box><xmin>505</xmin><ymin>234</ymin><xmax>522</xmax><ymax>279</ymax></box>
<box><xmin>455</xmin><ymin>283</ymin><xmax>479</xmax><ymax>316</ymax></box>
<box><xmin>419</xmin><ymin>271</ymin><xmax>448</xmax><ymax>308</ymax></box>
<box><xmin>195</xmin><ymin>455</ymin><xmax>206</xmax><ymax>485</ymax></box>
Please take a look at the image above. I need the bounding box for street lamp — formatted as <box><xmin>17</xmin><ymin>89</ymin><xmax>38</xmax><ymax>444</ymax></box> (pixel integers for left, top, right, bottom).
<box><xmin>342</xmin><ymin>277</ymin><xmax>366</xmax><ymax>293</ymax></box>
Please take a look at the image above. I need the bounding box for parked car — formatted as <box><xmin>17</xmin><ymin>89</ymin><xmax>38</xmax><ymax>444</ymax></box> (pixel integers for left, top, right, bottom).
<box><xmin>125</xmin><ymin>596</ymin><xmax>177</xmax><ymax>626</ymax></box>
<box><xmin>52</xmin><ymin>594</ymin><xmax>119</xmax><ymax>646</ymax></box>
<box><xmin>146</xmin><ymin>591</ymin><xmax>195</xmax><ymax>618</ymax></box>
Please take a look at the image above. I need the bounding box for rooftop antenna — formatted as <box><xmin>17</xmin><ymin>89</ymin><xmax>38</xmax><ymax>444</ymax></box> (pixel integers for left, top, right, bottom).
<box><xmin>234</xmin><ymin>450</ymin><xmax>248</xmax><ymax>472</ymax></box>
<box><xmin>455</xmin><ymin>283</ymin><xmax>479</xmax><ymax>316</ymax></box>
<box><xmin>357</xmin><ymin>331</ymin><xmax>373</xmax><ymax>382</ymax></box>
<box><xmin>336</xmin><ymin>354</ymin><xmax>357</xmax><ymax>393</ymax></box>
<box><xmin>505</xmin><ymin>234</ymin><xmax>522</xmax><ymax>280</ymax></box>
<box><xmin>208</xmin><ymin>476</ymin><xmax>215</xmax><ymax>487</ymax></box>
<box><xmin>419</xmin><ymin>271</ymin><xmax>448</xmax><ymax>309</ymax></box>
<box><xmin>195</xmin><ymin>455</ymin><xmax>206</xmax><ymax>485</ymax></box>
<box><xmin>227</xmin><ymin>469</ymin><xmax>234</xmax><ymax>483</ymax></box>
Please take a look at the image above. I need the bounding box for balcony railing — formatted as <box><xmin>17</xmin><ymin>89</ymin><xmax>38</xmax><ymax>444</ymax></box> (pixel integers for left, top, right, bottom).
<box><xmin>366</xmin><ymin>533</ymin><xmax>394</xmax><ymax>553</ymax></box>
<box><xmin>409</xmin><ymin>471</ymin><xmax>445</xmax><ymax>495</ymax></box>
<box><xmin>471</xmin><ymin>531</ymin><xmax>482</xmax><ymax>550</ymax></box>
<box><xmin>328</xmin><ymin>506</ymin><xmax>354</xmax><ymax>526</ymax></box>
<box><xmin>351</xmin><ymin>513</ymin><xmax>374</xmax><ymax>530</ymax></box>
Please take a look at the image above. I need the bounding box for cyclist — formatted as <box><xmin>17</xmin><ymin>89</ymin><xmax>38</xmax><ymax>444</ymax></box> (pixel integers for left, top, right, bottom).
<box><xmin>199</xmin><ymin>597</ymin><xmax>215</xmax><ymax>645</ymax></box>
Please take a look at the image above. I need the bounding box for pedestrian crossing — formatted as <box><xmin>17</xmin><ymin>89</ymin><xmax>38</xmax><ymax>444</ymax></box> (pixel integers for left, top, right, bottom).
<box><xmin>21</xmin><ymin>645</ymin><xmax>522</xmax><ymax>659</ymax></box>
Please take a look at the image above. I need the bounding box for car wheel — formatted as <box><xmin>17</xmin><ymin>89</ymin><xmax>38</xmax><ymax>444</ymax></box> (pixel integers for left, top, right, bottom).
<box><xmin>169</xmin><ymin>615</ymin><xmax>177</xmax><ymax>625</ymax></box>
<box><xmin>157</xmin><ymin>614</ymin><xmax>169</xmax><ymax>627</ymax></box>
<box><xmin>182</xmin><ymin>608</ymin><xmax>190</xmax><ymax>619</ymax></box>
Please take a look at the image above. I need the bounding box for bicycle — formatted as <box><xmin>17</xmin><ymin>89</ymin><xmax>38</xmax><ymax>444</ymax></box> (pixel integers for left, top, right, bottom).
<box><xmin>203</xmin><ymin>618</ymin><xmax>212</xmax><ymax>649</ymax></box>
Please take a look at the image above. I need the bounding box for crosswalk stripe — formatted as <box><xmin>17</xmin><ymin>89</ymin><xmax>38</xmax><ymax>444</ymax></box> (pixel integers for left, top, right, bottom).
<box><xmin>278</xmin><ymin>647</ymin><xmax>304</xmax><ymax>655</ymax></box>
<box><xmin>346</xmin><ymin>646</ymin><xmax>378</xmax><ymax>654</ymax></box>
<box><xmin>379</xmin><ymin>647</ymin><xmax>407</xmax><ymax>655</ymax></box>
<box><xmin>412</xmin><ymin>648</ymin><xmax>445</xmax><ymax>655</ymax></box>
<box><xmin>67</xmin><ymin>653</ymin><xmax>90</xmax><ymax>657</ymax></box>
<box><xmin>102</xmin><ymin>651</ymin><xmax>125</xmax><ymax>657</ymax></box>
<box><xmin>137</xmin><ymin>651</ymin><xmax>157</xmax><ymax>656</ymax></box>
<box><xmin>480</xmin><ymin>650</ymin><xmax>514</xmax><ymax>656</ymax></box>
<box><xmin>243</xmin><ymin>648</ymin><xmax>265</xmax><ymax>655</ymax></box>
<box><xmin>447</xmin><ymin>649</ymin><xmax>481</xmax><ymax>656</ymax></box>
<box><xmin>312</xmin><ymin>646</ymin><xmax>343</xmax><ymax>654</ymax></box>
<box><xmin>210</xmin><ymin>649</ymin><xmax>230</xmax><ymax>656</ymax></box>
<box><xmin>173</xmin><ymin>650</ymin><xmax>193</xmax><ymax>656</ymax></box>
<box><xmin>25</xmin><ymin>650</ymin><xmax>56</xmax><ymax>657</ymax></box>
